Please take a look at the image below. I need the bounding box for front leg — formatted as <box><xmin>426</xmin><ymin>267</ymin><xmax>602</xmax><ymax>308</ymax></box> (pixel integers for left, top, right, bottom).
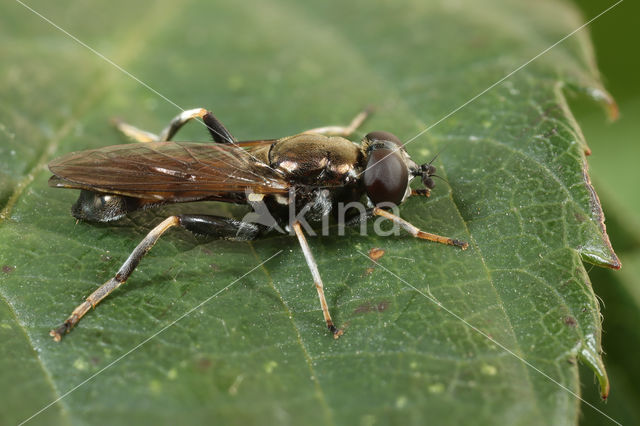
<box><xmin>410</xmin><ymin>188</ymin><xmax>431</xmax><ymax>197</ymax></box>
<box><xmin>372</xmin><ymin>207</ymin><xmax>468</xmax><ymax>249</ymax></box>
<box><xmin>50</xmin><ymin>214</ymin><xmax>264</xmax><ymax>341</ymax></box>
<box><xmin>345</xmin><ymin>207</ymin><xmax>468</xmax><ymax>249</ymax></box>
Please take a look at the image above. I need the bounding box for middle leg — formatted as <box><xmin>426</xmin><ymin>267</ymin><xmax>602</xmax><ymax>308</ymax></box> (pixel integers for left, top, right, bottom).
<box><xmin>302</xmin><ymin>107</ymin><xmax>373</xmax><ymax>137</ymax></box>
<box><xmin>292</xmin><ymin>221</ymin><xmax>343</xmax><ymax>338</ymax></box>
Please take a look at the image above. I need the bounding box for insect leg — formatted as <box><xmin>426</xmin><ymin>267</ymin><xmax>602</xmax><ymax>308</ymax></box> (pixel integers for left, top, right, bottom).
<box><xmin>112</xmin><ymin>112</ymin><xmax>202</xmax><ymax>142</ymax></box>
<box><xmin>410</xmin><ymin>189</ymin><xmax>431</xmax><ymax>197</ymax></box>
<box><xmin>50</xmin><ymin>214</ymin><xmax>263</xmax><ymax>341</ymax></box>
<box><xmin>372</xmin><ymin>207</ymin><xmax>469</xmax><ymax>249</ymax></box>
<box><xmin>112</xmin><ymin>108</ymin><xmax>237</xmax><ymax>144</ymax></box>
<box><xmin>302</xmin><ymin>106</ymin><xmax>373</xmax><ymax>137</ymax></box>
<box><xmin>159</xmin><ymin>109</ymin><xmax>237</xmax><ymax>144</ymax></box>
<box><xmin>111</xmin><ymin>117</ymin><xmax>161</xmax><ymax>142</ymax></box>
<box><xmin>201</xmin><ymin>111</ymin><xmax>237</xmax><ymax>144</ymax></box>
<box><xmin>158</xmin><ymin>108</ymin><xmax>209</xmax><ymax>141</ymax></box>
<box><xmin>291</xmin><ymin>221</ymin><xmax>343</xmax><ymax>339</ymax></box>
<box><xmin>113</xmin><ymin>108</ymin><xmax>208</xmax><ymax>142</ymax></box>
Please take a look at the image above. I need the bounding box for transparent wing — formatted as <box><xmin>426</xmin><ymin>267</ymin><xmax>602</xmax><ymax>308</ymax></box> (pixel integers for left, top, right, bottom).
<box><xmin>48</xmin><ymin>141</ymin><xmax>289</xmax><ymax>200</ymax></box>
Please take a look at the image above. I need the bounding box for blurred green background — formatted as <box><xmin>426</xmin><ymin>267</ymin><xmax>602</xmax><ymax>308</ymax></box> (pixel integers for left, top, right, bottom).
<box><xmin>573</xmin><ymin>0</ymin><xmax>640</xmax><ymax>424</ymax></box>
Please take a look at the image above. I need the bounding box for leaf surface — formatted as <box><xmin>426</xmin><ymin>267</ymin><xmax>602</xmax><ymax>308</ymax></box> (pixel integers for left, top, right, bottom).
<box><xmin>0</xmin><ymin>1</ymin><xmax>619</xmax><ymax>425</ymax></box>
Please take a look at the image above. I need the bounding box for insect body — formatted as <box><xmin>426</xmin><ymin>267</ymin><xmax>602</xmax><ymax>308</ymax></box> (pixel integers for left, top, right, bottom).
<box><xmin>48</xmin><ymin>108</ymin><xmax>468</xmax><ymax>341</ymax></box>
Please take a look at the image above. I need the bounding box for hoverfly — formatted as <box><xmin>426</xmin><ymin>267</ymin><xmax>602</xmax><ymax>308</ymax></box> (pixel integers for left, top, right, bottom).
<box><xmin>48</xmin><ymin>107</ymin><xmax>468</xmax><ymax>341</ymax></box>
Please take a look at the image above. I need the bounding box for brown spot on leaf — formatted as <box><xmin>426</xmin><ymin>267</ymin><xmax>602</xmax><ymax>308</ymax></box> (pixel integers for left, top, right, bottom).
<box><xmin>573</xmin><ymin>212</ymin><xmax>587</xmax><ymax>223</ymax></box>
<box><xmin>368</xmin><ymin>247</ymin><xmax>385</xmax><ymax>261</ymax></box>
<box><xmin>354</xmin><ymin>302</ymin><xmax>373</xmax><ymax>314</ymax></box>
<box><xmin>564</xmin><ymin>316</ymin><xmax>577</xmax><ymax>327</ymax></box>
<box><xmin>354</xmin><ymin>300</ymin><xmax>391</xmax><ymax>315</ymax></box>
<box><xmin>197</xmin><ymin>358</ymin><xmax>212</xmax><ymax>371</ymax></box>
<box><xmin>364</xmin><ymin>247</ymin><xmax>386</xmax><ymax>276</ymax></box>
<box><xmin>377</xmin><ymin>301</ymin><xmax>390</xmax><ymax>312</ymax></box>
<box><xmin>2</xmin><ymin>265</ymin><xmax>14</xmax><ymax>274</ymax></box>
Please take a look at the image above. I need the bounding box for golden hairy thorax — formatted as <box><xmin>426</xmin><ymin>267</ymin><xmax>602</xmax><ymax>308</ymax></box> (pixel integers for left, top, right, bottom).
<box><xmin>268</xmin><ymin>134</ymin><xmax>363</xmax><ymax>186</ymax></box>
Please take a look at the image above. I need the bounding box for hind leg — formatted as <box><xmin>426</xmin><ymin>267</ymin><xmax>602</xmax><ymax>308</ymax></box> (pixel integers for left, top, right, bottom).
<box><xmin>113</xmin><ymin>108</ymin><xmax>236</xmax><ymax>143</ymax></box>
<box><xmin>50</xmin><ymin>214</ymin><xmax>264</xmax><ymax>341</ymax></box>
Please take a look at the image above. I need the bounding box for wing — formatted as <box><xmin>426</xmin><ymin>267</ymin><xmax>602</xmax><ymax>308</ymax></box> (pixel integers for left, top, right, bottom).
<box><xmin>48</xmin><ymin>141</ymin><xmax>289</xmax><ymax>200</ymax></box>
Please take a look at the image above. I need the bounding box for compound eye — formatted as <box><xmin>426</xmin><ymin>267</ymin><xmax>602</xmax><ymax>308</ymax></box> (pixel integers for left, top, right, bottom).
<box><xmin>365</xmin><ymin>131</ymin><xmax>403</xmax><ymax>148</ymax></box>
<box><xmin>364</xmin><ymin>148</ymin><xmax>408</xmax><ymax>205</ymax></box>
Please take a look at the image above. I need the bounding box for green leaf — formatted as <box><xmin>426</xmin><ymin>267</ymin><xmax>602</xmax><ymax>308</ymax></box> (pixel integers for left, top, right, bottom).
<box><xmin>568</xmin><ymin>2</ymin><xmax>640</xmax><ymax>415</ymax></box>
<box><xmin>0</xmin><ymin>0</ymin><xmax>620</xmax><ymax>425</ymax></box>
